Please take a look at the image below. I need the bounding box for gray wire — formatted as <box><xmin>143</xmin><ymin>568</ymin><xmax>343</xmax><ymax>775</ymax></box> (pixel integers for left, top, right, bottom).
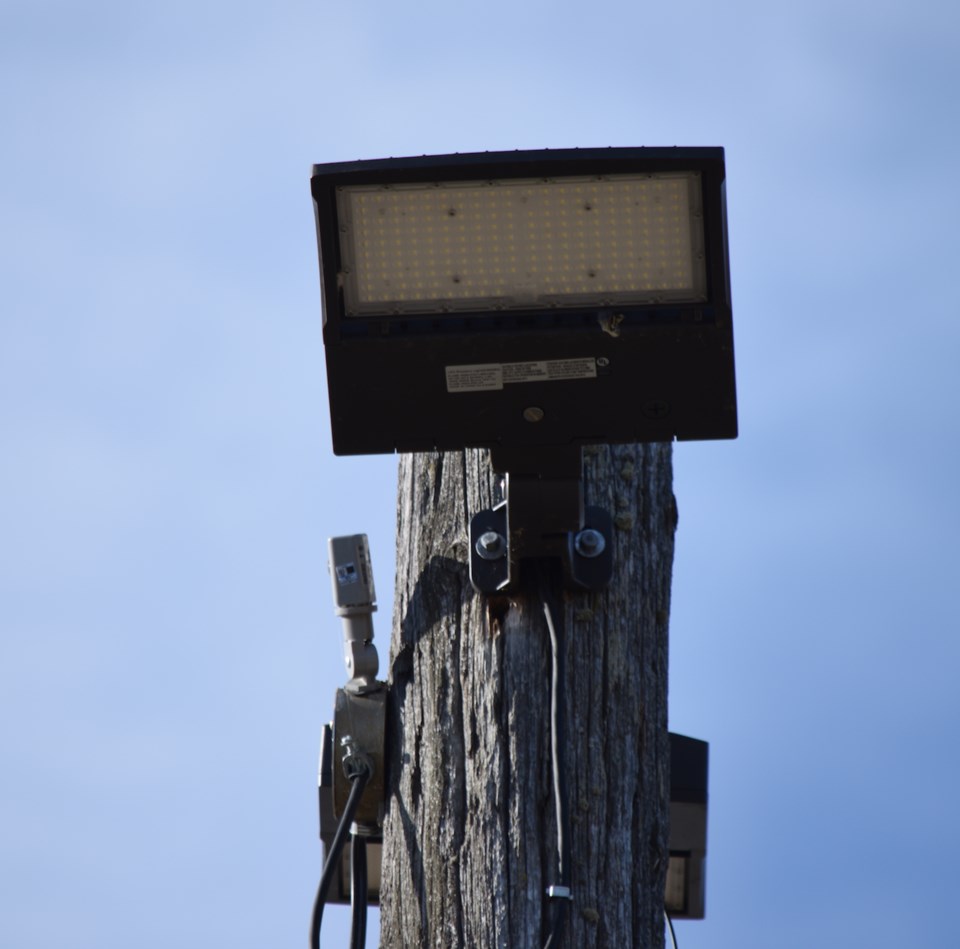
<box><xmin>540</xmin><ymin>567</ymin><xmax>570</xmax><ymax>949</ymax></box>
<box><xmin>544</xmin><ymin>594</ymin><xmax>569</xmax><ymax>882</ymax></box>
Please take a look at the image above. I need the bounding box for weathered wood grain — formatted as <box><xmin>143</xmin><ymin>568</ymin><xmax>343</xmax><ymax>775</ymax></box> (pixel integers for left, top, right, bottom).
<box><xmin>380</xmin><ymin>444</ymin><xmax>676</xmax><ymax>948</ymax></box>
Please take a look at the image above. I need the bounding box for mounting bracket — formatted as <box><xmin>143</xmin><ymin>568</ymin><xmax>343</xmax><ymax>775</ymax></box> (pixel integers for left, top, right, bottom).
<box><xmin>469</xmin><ymin>445</ymin><xmax>613</xmax><ymax>593</ymax></box>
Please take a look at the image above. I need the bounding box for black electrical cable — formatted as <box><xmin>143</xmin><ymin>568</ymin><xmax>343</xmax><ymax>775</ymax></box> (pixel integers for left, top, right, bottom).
<box><xmin>349</xmin><ymin>833</ymin><xmax>368</xmax><ymax>949</ymax></box>
<box><xmin>310</xmin><ymin>766</ymin><xmax>371</xmax><ymax>949</ymax></box>
<box><xmin>539</xmin><ymin>567</ymin><xmax>571</xmax><ymax>949</ymax></box>
<box><xmin>664</xmin><ymin>908</ymin><xmax>679</xmax><ymax>949</ymax></box>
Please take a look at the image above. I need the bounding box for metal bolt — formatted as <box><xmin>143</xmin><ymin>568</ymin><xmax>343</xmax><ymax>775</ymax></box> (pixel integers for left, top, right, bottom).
<box><xmin>574</xmin><ymin>528</ymin><xmax>606</xmax><ymax>558</ymax></box>
<box><xmin>475</xmin><ymin>530</ymin><xmax>506</xmax><ymax>561</ymax></box>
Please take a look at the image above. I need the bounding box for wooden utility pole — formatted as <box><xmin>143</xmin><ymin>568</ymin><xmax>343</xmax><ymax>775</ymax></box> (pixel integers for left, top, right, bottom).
<box><xmin>379</xmin><ymin>442</ymin><xmax>677</xmax><ymax>948</ymax></box>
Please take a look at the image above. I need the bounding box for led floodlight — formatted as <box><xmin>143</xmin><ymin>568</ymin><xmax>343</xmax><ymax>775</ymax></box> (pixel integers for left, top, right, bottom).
<box><xmin>311</xmin><ymin>147</ymin><xmax>736</xmax><ymax>459</ymax></box>
<box><xmin>312</xmin><ymin>148</ymin><xmax>736</xmax><ymax>591</ymax></box>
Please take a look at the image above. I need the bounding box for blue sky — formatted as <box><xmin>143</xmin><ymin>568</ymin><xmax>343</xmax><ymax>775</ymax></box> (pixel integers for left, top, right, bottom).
<box><xmin>2</xmin><ymin>0</ymin><xmax>959</xmax><ymax>946</ymax></box>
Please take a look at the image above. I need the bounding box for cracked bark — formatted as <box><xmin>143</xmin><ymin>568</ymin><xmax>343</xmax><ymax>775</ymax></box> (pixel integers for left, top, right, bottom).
<box><xmin>380</xmin><ymin>444</ymin><xmax>676</xmax><ymax>948</ymax></box>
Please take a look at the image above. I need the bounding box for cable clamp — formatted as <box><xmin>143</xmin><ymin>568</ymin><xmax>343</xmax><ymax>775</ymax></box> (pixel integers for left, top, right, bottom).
<box><xmin>545</xmin><ymin>885</ymin><xmax>573</xmax><ymax>901</ymax></box>
<box><xmin>340</xmin><ymin>735</ymin><xmax>374</xmax><ymax>782</ymax></box>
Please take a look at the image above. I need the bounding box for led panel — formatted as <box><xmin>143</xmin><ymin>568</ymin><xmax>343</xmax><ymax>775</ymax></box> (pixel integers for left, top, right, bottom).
<box><xmin>664</xmin><ymin>854</ymin><xmax>688</xmax><ymax>914</ymax></box>
<box><xmin>336</xmin><ymin>173</ymin><xmax>706</xmax><ymax>316</ymax></box>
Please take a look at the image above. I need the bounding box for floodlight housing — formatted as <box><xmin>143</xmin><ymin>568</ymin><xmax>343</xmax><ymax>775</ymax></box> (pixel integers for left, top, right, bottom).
<box><xmin>312</xmin><ymin>147</ymin><xmax>736</xmax><ymax>458</ymax></box>
<box><xmin>665</xmin><ymin>733</ymin><xmax>708</xmax><ymax>919</ymax></box>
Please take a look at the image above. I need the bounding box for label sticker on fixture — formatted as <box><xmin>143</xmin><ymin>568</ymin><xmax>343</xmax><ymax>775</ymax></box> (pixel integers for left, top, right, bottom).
<box><xmin>446</xmin><ymin>358</ymin><xmax>597</xmax><ymax>393</ymax></box>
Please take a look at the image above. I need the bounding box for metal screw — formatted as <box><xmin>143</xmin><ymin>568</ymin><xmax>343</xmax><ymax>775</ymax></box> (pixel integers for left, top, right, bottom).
<box><xmin>574</xmin><ymin>528</ymin><xmax>606</xmax><ymax>558</ymax></box>
<box><xmin>523</xmin><ymin>406</ymin><xmax>545</xmax><ymax>423</ymax></box>
<box><xmin>641</xmin><ymin>399</ymin><xmax>671</xmax><ymax>420</ymax></box>
<box><xmin>475</xmin><ymin>531</ymin><xmax>506</xmax><ymax>561</ymax></box>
